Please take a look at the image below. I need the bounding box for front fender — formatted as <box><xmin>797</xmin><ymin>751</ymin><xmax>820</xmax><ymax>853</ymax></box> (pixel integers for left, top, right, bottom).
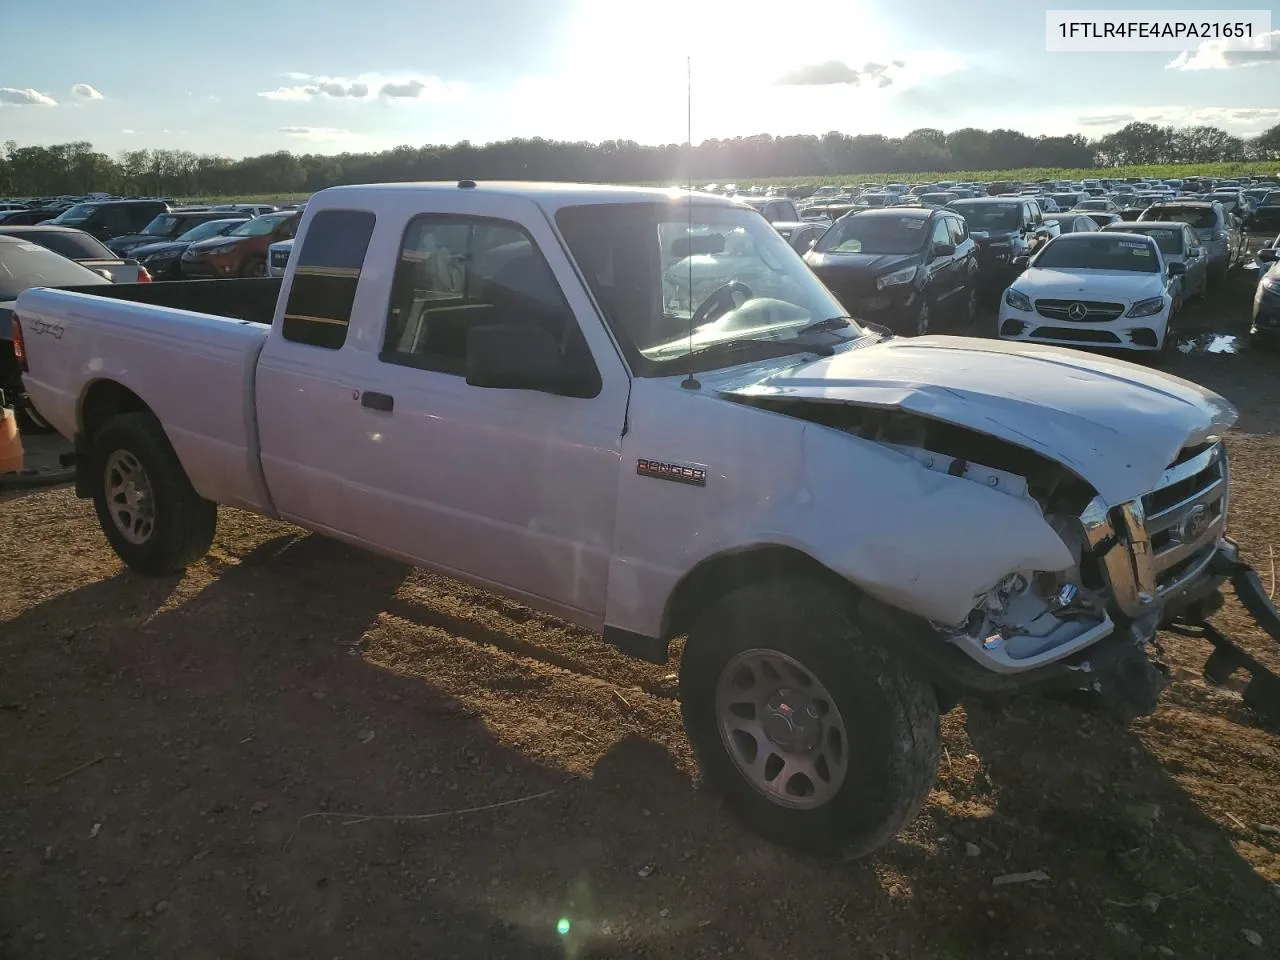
<box><xmin>606</xmin><ymin>380</ymin><xmax>1074</xmax><ymax>638</ymax></box>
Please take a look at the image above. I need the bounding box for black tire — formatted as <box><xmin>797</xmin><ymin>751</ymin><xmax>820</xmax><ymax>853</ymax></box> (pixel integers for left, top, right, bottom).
<box><xmin>89</xmin><ymin>412</ymin><xmax>216</xmax><ymax>575</ymax></box>
<box><xmin>241</xmin><ymin>257</ymin><xmax>266</xmax><ymax>278</ymax></box>
<box><xmin>679</xmin><ymin>578</ymin><xmax>941</xmax><ymax>858</ymax></box>
<box><xmin>912</xmin><ymin>300</ymin><xmax>931</xmax><ymax>337</ymax></box>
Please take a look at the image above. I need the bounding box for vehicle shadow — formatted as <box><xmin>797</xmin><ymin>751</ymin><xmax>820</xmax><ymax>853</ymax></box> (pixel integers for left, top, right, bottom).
<box><xmin>909</xmin><ymin>695</ymin><xmax>1280</xmax><ymax>958</ymax></box>
<box><xmin>0</xmin><ymin>533</ymin><xmax>895</xmax><ymax>958</ymax></box>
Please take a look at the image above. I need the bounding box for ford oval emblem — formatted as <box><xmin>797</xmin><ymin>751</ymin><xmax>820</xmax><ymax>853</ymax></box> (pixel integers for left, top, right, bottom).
<box><xmin>1178</xmin><ymin>504</ymin><xmax>1211</xmax><ymax>543</ymax></box>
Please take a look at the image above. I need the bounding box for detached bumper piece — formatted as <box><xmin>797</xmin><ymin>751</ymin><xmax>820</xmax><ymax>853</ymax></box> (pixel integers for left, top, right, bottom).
<box><xmin>1166</xmin><ymin>550</ymin><xmax>1280</xmax><ymax>724</ymax></box>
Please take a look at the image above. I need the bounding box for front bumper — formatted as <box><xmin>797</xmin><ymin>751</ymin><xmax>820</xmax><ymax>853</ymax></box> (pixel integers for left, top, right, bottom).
<box><xmin>998</xmin><ymin>300</ymin><xmax>1169</xmax><ymax>351</ymax></box>
<box><xmin>1250</xmin><ymin>282</ymin><xmax>1280</xmax><ymax>337</ymax></box>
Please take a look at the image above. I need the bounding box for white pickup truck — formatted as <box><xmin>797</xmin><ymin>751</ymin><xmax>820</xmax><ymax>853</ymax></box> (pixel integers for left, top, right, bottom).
<box><xmin>13</xmin><ymin>181</ymin><xmax>1280</xmax><ymax>857</ymax></box>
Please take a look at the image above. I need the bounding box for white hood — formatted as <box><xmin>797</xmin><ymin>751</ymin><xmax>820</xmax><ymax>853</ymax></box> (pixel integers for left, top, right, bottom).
<box><xmin>1012</xmin><ymin>267</ymin><xmax>1166</xmax><ymax>304</ymax></box>
<box><xmin>714</xmin><ymin>335</ymin><xmax>1237</xmax><ymax>506</ymax></box>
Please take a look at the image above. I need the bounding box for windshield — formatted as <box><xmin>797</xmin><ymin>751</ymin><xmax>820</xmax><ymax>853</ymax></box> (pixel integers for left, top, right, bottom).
<box><xmin>1034</xmin><ymin>235</ymin><xmax>1159</xmax><ymax>273</ymax></box>
<box><xmin>813</xmin><ymin>215</ymin><xmax>929</xmax><ymax>255</ymax></box>
<box><xmin>949</xmin><ymin>201</ymin><xmax>1021</xmax><ymax>230</ymax></box>
<box><xmin>1077</xmin><ymin>199</ymin><xmax>1110</xmax><ymax>211</ymax></box>
<box><xmin>140</xmin><ymin>214</ymin><xmax>182</xmax><ymax>237</ymax></box>
<box><xmin>0</xmin><ymin>239</ymin><xmax>110</xmax><ymax>298</ymax></box>
<box><xmin>1142</xmin><ymin>206</ymin><xmax>1216</xmax><ymax>229</ymax></box>
<box><xmin>229</xmin><ymin>214</ymin><xmax>291</xmax><ymax>237</ymax></box>
<box><xmin>1263</xmin><ymin>192</ymin><xmax>1280</xmax><ymax>207</ymax></box>
<box><xmin>177</xmin><ymin>219</ymin><xmax>244</xmax><ymax>242</ymax></box>
<box><xmin>49</xmin><ymin>203</ymin><xmax>98</xmax><ymax>223</ymax></box>
<box><xmin>18</xmin><ymin>231</ymin><xmax>114</xmax><ymax>260</ymax></box>
<box><xmin>1109</xmin><ymin>226</ymin><xmax>1183</xmax><ymax>254</ymax></box>
<box><xmin>555</xmin><ymin>202</ymin><xmax>860</xmax><ymax>374</ymax></box>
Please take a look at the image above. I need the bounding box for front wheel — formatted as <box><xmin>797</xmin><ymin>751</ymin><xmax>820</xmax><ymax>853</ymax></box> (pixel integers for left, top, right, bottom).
<box><xmin>912</xmin><ymin>300</ymin><xmax>931</xmax><ymax>337</ymax></box>
<box><xmin>90</xmin><ymin>412</ymin><xmax>217</xmax><ymax>575</ymax></box>
<box><xmin>241</xmin><ymin>257</ymin><xmax>266</xmax><ymax>278</ymax></box>
<box><xmin>680</xmin><ymin>579</ymin><xmax>941</xmax><ymax>858</ymax></box>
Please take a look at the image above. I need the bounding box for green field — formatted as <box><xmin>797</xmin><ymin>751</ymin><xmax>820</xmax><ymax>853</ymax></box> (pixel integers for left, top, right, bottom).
<box><xmin>176</xmin><ymin>161</ymin><xmax>1279</xmax><ymax>205</ymax></box>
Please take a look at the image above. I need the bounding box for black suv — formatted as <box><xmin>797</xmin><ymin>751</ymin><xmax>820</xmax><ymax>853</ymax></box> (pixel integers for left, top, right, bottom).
<box><xmin>47</xmin><ymin>199</ymin><xmax>169</xmax><ymax>242</ymax></box>
<box><xmin>803</xmin><ymin>206</ymin><xmax>979</xmax><ymax>336</ymax></box>
<box><xmin>946</xmin><ymin>197</ymin><xmax>1052</xmax><ymax>298</ymax></box>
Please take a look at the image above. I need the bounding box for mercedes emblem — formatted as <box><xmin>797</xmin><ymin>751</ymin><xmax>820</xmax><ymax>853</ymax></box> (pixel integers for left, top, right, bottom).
<box><xmin>1066</xmin><ymin>301</ymin><xmax>1089</xmax><ymax>321</ymax></box>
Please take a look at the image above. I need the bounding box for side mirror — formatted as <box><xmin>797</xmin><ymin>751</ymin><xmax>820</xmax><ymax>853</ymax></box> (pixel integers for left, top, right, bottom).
<box><xmin>1168</xmin><ymin>261</ymin><xmax>1186</xmax><ymax>276</ymax></box>
<box><xmin>1258</xmin><ymin>247</ymin><xmax>1279</xmax><ymax>263</ymax></box>
<box><xmin>465</xmin><ymin>324</ymin><xmax>594</xmax><ymax>397</ymax></box>
<box><xmin>932</xmin><ymin>242</ymin><xmax>955</xmax><ymax>257</ymax></box>
<box><xmin>1012</xmin><ymin>255</ymin><xmax>1031</xmax><ymax>269</ymax></box>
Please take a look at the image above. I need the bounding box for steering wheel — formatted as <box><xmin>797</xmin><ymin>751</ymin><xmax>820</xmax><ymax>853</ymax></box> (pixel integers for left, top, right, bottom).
<box><xmin>689</xmin><ymin>281</ymin><xmax>754</xmax><ymax>328</ymax></box>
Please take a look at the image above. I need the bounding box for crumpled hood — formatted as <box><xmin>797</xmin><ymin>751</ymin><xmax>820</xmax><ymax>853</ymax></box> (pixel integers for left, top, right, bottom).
<box><xmin>713</xmin><ymin>335</ymin><xmax>1237</xmax><ymax>506</ymax></box>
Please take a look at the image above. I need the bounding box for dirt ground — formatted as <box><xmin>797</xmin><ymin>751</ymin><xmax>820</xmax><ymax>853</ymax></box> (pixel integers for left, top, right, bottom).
<box><xmin>2</xmin><ymin>258</ymin><xmax>1280</xmax><ymax>960</ymax></box>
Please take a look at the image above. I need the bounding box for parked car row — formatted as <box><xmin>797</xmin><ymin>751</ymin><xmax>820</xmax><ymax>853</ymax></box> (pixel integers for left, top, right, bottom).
<box><xmin>718</xmin><ymin>187</ymin><xmax>1257</xmax><ymax>358</ymax></box>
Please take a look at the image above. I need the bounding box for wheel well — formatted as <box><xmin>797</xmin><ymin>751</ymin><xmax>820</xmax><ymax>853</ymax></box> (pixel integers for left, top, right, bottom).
<box><xmin>80</xmin><ymin>380</ymin><xmax>151</xmax><ymax>441</ymax></box>
<box><xmin>662</xmin><ymin>545</ymin><xmax>851</xmax><ymax>641</ymax></box>
<box><xmin>663</xmin><ymin>545</ymin><xmax>957</xmax><ymax>711</ymax></box>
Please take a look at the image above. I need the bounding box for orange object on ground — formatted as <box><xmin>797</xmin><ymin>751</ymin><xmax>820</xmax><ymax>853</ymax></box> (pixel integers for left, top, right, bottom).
<box><xmin>0</xmin><ymin>406</ymin><xmax>24</xmax><ymax>474</ymax></box>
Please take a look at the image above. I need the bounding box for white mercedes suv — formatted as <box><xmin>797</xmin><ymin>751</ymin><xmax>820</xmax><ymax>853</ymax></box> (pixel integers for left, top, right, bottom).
<box><xmin>997</xmin><ymin>232</ymin><xmax>1186</xmax><ymax>354</ymax></box>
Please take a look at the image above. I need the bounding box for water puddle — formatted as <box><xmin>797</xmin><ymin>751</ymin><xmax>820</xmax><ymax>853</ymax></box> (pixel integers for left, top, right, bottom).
<box><xmin>1175</xmin><ymin>332</ymin><xmax>1244</xmax><ymax>355</ymax></box>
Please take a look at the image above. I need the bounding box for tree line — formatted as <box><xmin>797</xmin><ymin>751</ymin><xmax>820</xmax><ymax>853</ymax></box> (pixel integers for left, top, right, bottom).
<box><xmin>2</xmin><ymin>121</ymin><xmax>1278</xmax><ymax>199</ymax></box>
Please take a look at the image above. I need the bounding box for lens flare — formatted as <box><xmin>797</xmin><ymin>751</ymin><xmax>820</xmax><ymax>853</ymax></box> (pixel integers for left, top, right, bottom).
<box><xmin>556</xmin><ymin>918</ymin><xmax>571</xmax><ymax>936</ymax></box>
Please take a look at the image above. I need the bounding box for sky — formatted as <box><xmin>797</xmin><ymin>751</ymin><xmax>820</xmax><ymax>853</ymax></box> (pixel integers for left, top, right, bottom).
<box><xmin>1</xmin><ymin>0</ymin><xmax>1278</xmax><ymax>158</ymax></box>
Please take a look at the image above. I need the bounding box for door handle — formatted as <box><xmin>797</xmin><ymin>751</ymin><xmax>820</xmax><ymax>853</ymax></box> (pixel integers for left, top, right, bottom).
<box><xmin>360</xmin><ymin>391</ymin><xmax>394</xmax><ymax>412</ymax></box>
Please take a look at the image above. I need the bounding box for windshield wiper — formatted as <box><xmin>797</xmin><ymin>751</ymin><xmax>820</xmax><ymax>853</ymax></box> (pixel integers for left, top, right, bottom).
<box><xmin>684</xmin><ymin>337</ymin><xmax>834</xmax><ymax>362</ymax></box>
<box><xmin>794</xmin><ymin>316</ymin><xmax>854</xmax><ymax>336</ymax></box>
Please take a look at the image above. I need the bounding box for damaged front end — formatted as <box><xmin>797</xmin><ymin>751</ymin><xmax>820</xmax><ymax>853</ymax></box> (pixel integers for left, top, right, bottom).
<box><xmin>727</xmin><ymin>393</ymin><xmax>1280</xmax><ymax>722</ymax></box>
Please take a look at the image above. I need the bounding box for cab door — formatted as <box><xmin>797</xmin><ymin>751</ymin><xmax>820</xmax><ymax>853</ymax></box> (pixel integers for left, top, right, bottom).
<box><xmin>334</xmin><ymin>194</ymin><xmax>631</xmax><ymax>628</ymax></box>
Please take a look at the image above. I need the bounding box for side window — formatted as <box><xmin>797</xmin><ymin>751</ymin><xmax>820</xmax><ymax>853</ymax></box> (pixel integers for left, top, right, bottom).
<box><xmin>276</xmin><ymin>216</ymin><xmax>299</xmax><ymax>240</ymax></box>
<box><xmin>95</xmin><ymin>205</ymin><xmax>133</xmax><ymax>234</ymax></box>
<box><xmin>281</xmin><ymin>209</ymin><xmax>376</xmax><ymax>350</ymax></box>
<box><xmin>131</xmin><ymin>206</ymin><xmax>162</xmax><ymax>230</ymax></box>
<box><xmin>930</xmin><ymin>218</ymin><xmax>951</xmax><ymax>248</ymax></box>
<box><xmin>380</xmin><ymin>215</ymin><xmax>585</xmax><ymax>379</ymax></box>
<box><xmin>781</xmin><ymin>201</ymin><xmax>800</xmax><ymax>221</ymax></box>
<box><xmin>947</xmin><ymin>216</ymin><xmax>967</xmax><ymax>245</ymax></box>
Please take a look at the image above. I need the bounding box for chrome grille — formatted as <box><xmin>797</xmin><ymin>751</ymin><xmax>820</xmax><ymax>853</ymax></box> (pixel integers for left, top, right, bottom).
<box><xmin>1035</xmin><ymin>299</ymin><xmax>1125</xmax><ymax>322</ymax></box>
<box><xmin>1142</xmin><ymin>441</ymin><xmax>1227</xmax><ymax>595</ymax></box>
<box><xmin>1081</xmin><ymin>440</ymin><xmax>1228</xmax><ymax>618</ymax></box>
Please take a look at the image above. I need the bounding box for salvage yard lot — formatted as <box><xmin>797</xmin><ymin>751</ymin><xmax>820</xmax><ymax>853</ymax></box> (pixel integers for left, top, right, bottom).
<box><xmin>2</xmin><ymin>268</ymin><xmax>1280</xmax><ymax>959</ymax></box>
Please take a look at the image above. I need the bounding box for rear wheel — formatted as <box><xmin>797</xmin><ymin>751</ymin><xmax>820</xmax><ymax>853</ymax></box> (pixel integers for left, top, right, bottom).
<box><xmin>90</xmin><ymin>412</ymin><xmax>216</xmax><ymax>575</ymax></box>
<box><xmin>680</xmin><ymin>579</ymin><xmax>941</xmax><ymax>858</ymax></box>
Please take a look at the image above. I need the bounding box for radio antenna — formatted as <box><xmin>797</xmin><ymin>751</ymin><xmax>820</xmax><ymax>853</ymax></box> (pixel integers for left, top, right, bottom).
<box><xmin>680</xmin><ymin>55</ymin><xmax>700</xmax><ymax>391</ymax></box>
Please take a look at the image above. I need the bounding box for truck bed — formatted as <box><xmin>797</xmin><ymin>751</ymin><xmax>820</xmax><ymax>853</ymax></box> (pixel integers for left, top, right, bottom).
<box><xmin>15</xmin><ymin>280</ymin><xmax>279</xmax><ymax>514</ymax></box>
<box><xmin>55</xmin><ymin>277</ymin><xmax>281</xmax><ymax>326</ymax></box>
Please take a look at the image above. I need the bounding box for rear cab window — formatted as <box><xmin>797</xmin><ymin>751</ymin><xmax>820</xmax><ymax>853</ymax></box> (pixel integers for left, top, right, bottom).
<box><xmin>280</xmin><ymin>209</ymin><xmax>377</xmax><ymax>349</ymax></box>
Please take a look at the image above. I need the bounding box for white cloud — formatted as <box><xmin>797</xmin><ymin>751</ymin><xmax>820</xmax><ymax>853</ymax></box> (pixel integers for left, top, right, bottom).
<box><xmin>279</xmin><ymin>125</ymin><xmax>364</xmax><ymax>143</ymax></box>
<box><xmin>258</xmin><ymin>73</ymin><xmax>463</xmax><ymax>103</ymax></box>
<box><xmin>1073</xmin><ymin>105</ymin><xmax>1280</xmax><ymax>134</ymax></box>
<box><xmin>0</xmin><ymin>87</ymin><xmax>57</xmax><ymax>107</ymax></box>
<box><xmin>1166</xmin><ymin>30</ymin><xmax>1280</xmax><ymax>70</ymax></box>
<box><xmin>70</xmin><ymin>83</ymin><xmax>104</xmax><ymax>100</ymax></box>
